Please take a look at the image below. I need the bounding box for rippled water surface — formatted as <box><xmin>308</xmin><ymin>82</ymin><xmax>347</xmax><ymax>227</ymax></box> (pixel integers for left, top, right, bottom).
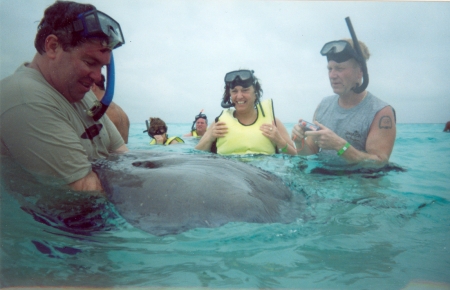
<box><xmin>1</xmin><ymin>123</ymin><xmax>449</xmax><ymax>289</ymax></box>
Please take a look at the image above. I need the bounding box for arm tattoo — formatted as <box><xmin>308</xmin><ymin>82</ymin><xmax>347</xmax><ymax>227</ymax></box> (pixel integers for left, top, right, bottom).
<box><xmin>379</xmin><ymin>116</ymin><xmax>393</xmax><ymax>129</ymax></box>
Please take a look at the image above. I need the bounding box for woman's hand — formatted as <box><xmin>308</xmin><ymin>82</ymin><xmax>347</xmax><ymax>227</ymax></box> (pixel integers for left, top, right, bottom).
<box><xmin>260</xmin><ymin>122</ymin><xmax>283</xmax><ymax>144</ymax></box>
<box><xmin>195</xmin><ymin>121</ymin><xmax>228</xmax><ymax>152</ymax></box>
<box><xmin>261</xmin><ymin>119</ymin><xmax>297</xmax><ymax>155</ymax></box>
<box><xmin>210</xmin><ymin>121</ymin><xmax>228</xmax><ymax>141</ymax></box>
<box><xmin>260</xmin><ymin>121</ymin><xmax>285</xmax><ymax>147</ymax></box>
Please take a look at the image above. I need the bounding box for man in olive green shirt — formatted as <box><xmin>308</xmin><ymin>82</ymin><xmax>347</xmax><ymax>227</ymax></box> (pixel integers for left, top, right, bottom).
<box><xmin>0</xmin><ymin>1</ymin><xmax>127</xmax><ymax>193</ymax></box>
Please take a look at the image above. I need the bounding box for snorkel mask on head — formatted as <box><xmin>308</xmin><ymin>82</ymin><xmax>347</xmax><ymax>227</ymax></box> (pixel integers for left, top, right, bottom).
<box><xmin>221</xmin><ymin>70</ymin><xmax>256</xmax><ymax>108</ymax></box>
<box><xmin>72</xmin><ymin>9</ymin><xmax>124</xmax><ymax>49</ymax></box>
<box><xmin>191</xmin><ymin>110</ymin><xmax>207</xmax><ymax>132</ymax></box>
<box><xmin>321</xmin><ymin>40</ymin><xmax>363</xmax><ymax>64</ymax></box>
<box><xmin>221</xmin><ymin>69</ymin><xmax>265</xmax><ymax>116</ymax></box>
<box><xmin>320</xmin><ymin>17</ymin><xmax>369</xmax><ymax>94</ymax></box>
<box><xmin>76</xmin><ymin>10</ymin><xmax>125</xmax><ymax>121</ymax></box>
<box><xmin>225</xmin><ymin>70</ymin><xmax>255</xmax><ymax>89</ymax></box>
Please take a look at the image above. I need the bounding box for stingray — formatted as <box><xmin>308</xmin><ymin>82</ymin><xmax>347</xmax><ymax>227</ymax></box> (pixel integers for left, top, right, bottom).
<box><xmin>92</xmin><ymin>151</ymin><xmax>303</xmax><ymax>236</ymax></box>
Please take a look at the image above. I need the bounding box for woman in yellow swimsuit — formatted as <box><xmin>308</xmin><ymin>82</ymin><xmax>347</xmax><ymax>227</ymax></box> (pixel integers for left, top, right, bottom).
<box><xmin>145</xmin><ymin>117</ymin><xmax>184</xmax><ymax>145</ymax></box>
<box><xmin>195</xmin><ymin>69</ymin><xmax>295</xmax><ymax>155</ymax></box>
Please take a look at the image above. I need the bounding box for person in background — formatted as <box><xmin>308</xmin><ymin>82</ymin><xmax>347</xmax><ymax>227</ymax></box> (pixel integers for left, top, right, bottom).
<box><xmin>91</xmin><ymin>74</ymin><xmax>130</xmax><ymax>143</ymax></box>
<box><xmin>145</xmin><ymin>117</ymin><xmax>184</xmax><ymax>145</ymax></box>
<box><xmin>292</xmin><ymin>38</ymin><xmax>396</xmax><ymax>166</ymax></box>
<box><xmin>443</xmin><ymin>121</ymin><xmax>450</xmax><ymax>132</ymax></box>
<box><xmin>184</xmin><ymin>110</ymin><xmax>208</xmax><ymax>137</ymax></box>
<box><xmin>195</xmin><ymin>69</ymin><xmax>295</xmax><ymax>155</ymax></box>
<box><xmin>0</xmin><ymin>1</ymin><xmax>127</xmax><ymax>193</ymax></box>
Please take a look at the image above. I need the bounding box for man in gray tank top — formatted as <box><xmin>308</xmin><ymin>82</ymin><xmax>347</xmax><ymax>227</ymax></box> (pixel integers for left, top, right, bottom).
<box><xmin>292</xmin><ymin>38</ymin><xmax>396</xmax><ymax>166</ymax></box>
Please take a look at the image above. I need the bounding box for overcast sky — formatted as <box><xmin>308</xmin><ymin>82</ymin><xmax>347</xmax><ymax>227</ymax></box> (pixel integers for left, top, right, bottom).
<box><xmin>1</xmin><ymin>0</ymin><xmax>449</xmax><ymax>124</ymax></box>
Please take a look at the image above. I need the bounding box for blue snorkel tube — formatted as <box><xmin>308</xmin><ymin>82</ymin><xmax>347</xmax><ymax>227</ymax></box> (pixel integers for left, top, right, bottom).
<box><xmin>345</xmin><ymin>17</ymin><xmax>369</xmax><ymax>94</ymax></box>
<box><xmin>88</xmin><ymin>53</ymin><xmax>115</xmax><ymax>121</ymax></box>
<box><xmin>73</xmin><ymin>9</ymin><xmax>124</xmax><ymax>121</ymax></box>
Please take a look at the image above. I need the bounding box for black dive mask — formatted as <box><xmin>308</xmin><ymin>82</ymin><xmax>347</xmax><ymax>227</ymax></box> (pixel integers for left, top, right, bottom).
<box><xmin>191</xmin><ymin>111</ymin><xmax>207</xmax><ymax>132</ymax></box>
<box><xmin>148</xmin><ymin>126</ymin><xmax>167</xmax><ymax>138</ymax></box>
<box><xmin>143</xmin><ymin>120</ymin><xmax>167</xmax><ymax>138</ymax></box>
<box><xmin>320</xmin><ymin>17</ymin><xmax>369</xmax><ymax>94</ymax></box>
<box><xmin>221</xmin><ymin>69</ymin><xmax>265</xmax><ymax>116</ymax></box>
<box><xmin>195</xmin><ymin>113</ymin><xmax>207</xmax><ymax>122</ymax></box>
<box><xmin>72</xmin><ymin>9</ymin><xmax>125</xmax><ymax>49</ymax></box>
<box><xmin>222</xmin><ymin>70</ymin><xmax>257</xmax><ymax>109</ymax></box>
<box><xmin>224</xmin><ymin>70</ymin><xmax>255</xmax><ymax>89</ymax></box>
<box><xmin>320</xmin><ymin>40</ymin><xmax>363</xmax><ymax>64</ymax></box>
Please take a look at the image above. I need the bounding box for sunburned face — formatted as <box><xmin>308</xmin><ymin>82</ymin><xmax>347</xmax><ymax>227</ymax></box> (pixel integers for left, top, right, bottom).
<box><xmin>195</xmin><ymin>118</ymin><xmax>207</xmax><ymax>133</ymax></box>
<box><xmin>230</xmin><ymin>85</ymin><xmax>256</xmax><ymax>111</ymax></box>
<box><xmin>327</xmin><ymin>59</ymin><xmax>362</xmax><ymax>97</ymax></box>
<box><xmin>49</xmin><ymin>39</ymin><xmax>111</xmax><ymax>103</ymax></box>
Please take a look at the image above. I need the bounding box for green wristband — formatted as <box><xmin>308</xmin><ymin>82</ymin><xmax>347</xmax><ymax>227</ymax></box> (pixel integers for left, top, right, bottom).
<box><xmin>337</xmin><ymin>142</ymin><xmax>350</xmax><ymax>156</ymax></box>
<box><xmin>280</xmin><ymin>143</ymin><xmax>288</xmax><ymax>153</ymax></box>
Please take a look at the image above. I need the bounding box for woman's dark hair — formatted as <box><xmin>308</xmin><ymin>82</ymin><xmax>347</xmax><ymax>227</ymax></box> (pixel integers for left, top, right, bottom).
<box><xmin>222</xmin><ymin>77</ymin><xmax>263</xmax><ymax>106</ymax></box>
<box><xmin>149</xmin><ymin>117</ymin><xmax>168</xmax><ymax>131</ymax></box>
<box><xmin>34</xmin><ymin>1</ymin><xmax>97</xmax><ymax>54</ymax></box>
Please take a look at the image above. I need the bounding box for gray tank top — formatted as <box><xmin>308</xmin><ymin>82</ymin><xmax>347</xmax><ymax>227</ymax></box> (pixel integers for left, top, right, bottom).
<box><xmin>314</xmin><ymin>92</ymin><xmax>392</xmax><ymax>156</ymax></box>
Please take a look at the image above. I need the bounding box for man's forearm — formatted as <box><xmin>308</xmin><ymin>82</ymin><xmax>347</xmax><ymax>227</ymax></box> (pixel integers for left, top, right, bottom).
<box><xmin>69</xmin><ymin>170</ymin><xmax>105</xmax><ymax>194</ymax></box>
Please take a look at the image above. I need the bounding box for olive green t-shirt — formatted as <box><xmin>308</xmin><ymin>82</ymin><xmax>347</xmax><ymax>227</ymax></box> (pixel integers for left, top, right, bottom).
<box><xmin>0</xmin><ymin>63</ymin><xmax>125</xmax><ymax>184</ymax></box>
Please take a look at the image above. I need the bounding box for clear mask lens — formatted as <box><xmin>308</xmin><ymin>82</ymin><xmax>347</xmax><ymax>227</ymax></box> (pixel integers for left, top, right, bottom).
<box><xmin>224</xmin><ymin>70</ymin><xmax>254</xmax><ymax>83</ymax></box>
<box><xmin>76</xmin><ymin>10</ymin><xmax>124</xmax><ymax>49</ymax></box>
<box><xmin>320</xmin><ymin>40</ymin><xmax>349</xmax><ymax>55</ymax></box>
<box><xmin>320</xmin><ymin>40</ymin><xmax>361</xmax><ymax>63</ymax></box>
<box><xmin>195</xmin><ymin>114</ymin><xmax>207</xmax><ymax>120</ymax></box>
<box><xmin>149</xmin><ymin>126</ymin><xmax>166</xmax><ymax>137</ymax></box>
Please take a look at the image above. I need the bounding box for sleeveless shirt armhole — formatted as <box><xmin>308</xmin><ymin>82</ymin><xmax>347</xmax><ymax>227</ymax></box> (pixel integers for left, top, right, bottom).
<box><xmin>211</xmin><ymin>140</ymin><xmax>217</xmax><ymax>153</ymax></box>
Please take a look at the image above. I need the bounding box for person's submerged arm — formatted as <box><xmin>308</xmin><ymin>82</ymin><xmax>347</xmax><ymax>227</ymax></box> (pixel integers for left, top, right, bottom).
<box><xmin>68</xmin><ymin>140</ymin><xmax>126</xmax><ymax>194</ymax></box>
<box><xmin>70</xmin><ymin>136</ymin><xmax>127</xmax><ymax>194</ymax></box>
<box><xmin>114</xmin><ymin>144</ymin><xmax>128</xmax><ymax>153</ymax></box>
<box><xmin>271</xmin><ymin>118</ymin><xmax>296</xmax><ymax>155</ymax></box>
<box><xmin>292</xmin><ymin>106</ymin><xmax>322</xmax><ymax>156</ymax></box>
<box><xmin>195</xmin><ymin>125</ymin><xmax>215</xmax><ymax>152</ymax></box>
<box><xmin>1</xmin><ymin>99</ymin><xmax>128</xmax><ymax>194</ymax></box>
<box><xmin>69</xmin><ymin>170</ymin><xmax>104</xmax><ymax>194</ymax></box>
<box><xmin>195</xmin><ymin>121</ymin><xmax>228</xmax><ymax>152</ymax></box>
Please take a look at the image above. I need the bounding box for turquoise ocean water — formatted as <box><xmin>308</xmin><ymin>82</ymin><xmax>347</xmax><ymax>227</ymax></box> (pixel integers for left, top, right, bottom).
<box><xmin>1</xmin><ymin>123</ymin><xmax>449</xmax><ymax>289</ymax></box>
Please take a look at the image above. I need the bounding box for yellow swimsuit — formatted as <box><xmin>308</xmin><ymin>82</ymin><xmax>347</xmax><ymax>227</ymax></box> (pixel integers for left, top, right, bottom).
<box><xmin>216</xmin><ymin>99</ymin><xmax>276</xmax><ymax>155</ymax></box>
<box><xmin>150</xmin><ymin>136</ymin><xmax>184</xmax><ymax>145</ymax></box>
